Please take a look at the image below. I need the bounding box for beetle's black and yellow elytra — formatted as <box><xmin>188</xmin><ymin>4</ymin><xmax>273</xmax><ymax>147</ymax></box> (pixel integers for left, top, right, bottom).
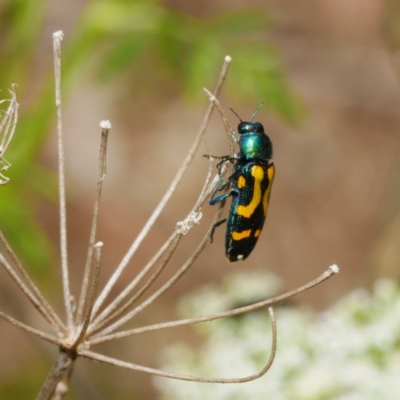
<box><xmin>209</xmin><ymin>105</ymin><xmax>275</xmax><ymax>262</ymax></box>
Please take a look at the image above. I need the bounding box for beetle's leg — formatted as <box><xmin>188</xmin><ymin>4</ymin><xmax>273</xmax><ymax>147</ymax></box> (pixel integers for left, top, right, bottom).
<box><xmin>203</xmin><ymin>154</ymin><xmax>237</xmax><ymax>165</ymax></box>
<box><xmin>209</xmin><ymin>165</ymin><xmax>232</xmax><ymax>205</ymax></box>
<box><xmin>203</xmin><ymin>154</ymin><xmax>230</xmax><ymax>161</ymax></box>
<box><xmin>209</xmin><ymin>218</ymin><xmax>227</xmax><ymax>243</ymax></box>
<box><xmin>209</xmin><ymin>190</ymin><xmax>231</xmax><ymax>206</ymax></box>
<box><xmin>210</xmin><ymin>159</ymin><xmax>241</xmax><ymax>205</ymax></box>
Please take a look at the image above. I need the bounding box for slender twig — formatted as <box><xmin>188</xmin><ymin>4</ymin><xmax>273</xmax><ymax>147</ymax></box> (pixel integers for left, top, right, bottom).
<box><xmin>89</xmin><ymin>235</ymin><xmax>182</xmax><ymax>335</ymax></box>
<box><xmin>191</xmin><ymin>151</ymin><xmax>217</xmax><ymax>212</ymax></box>
<box><xmin>92</xmin><ymin>56</ymin><xmax>232</xmax><ymax>316</ymax></box>
<box><xmin>0</xmin><ymin>229</ymin><xmax>66</xmax><ymax>333</ymax></box>
<box><xmin>72</xmin><ymin>243</ymin><xmax>103</xmax><ymax>348</ymax></box>
<box><xmin>89</xmin><ymin>232</ymin><xmax>178</xmax><ymax>324</ymax></box>
<box><xmin>81</xmin><ymin>307</ymin><xmax>276</xmax><ymax>383</ymax></box>
<box><xmin>88</xmin><ymin>265</ymin><xmax>338</xmax><ymax>345</ymax></box>
<box><xmin>89</xmin><ymin>206</ymin><xmax>225</xmax><ymax>338</ymax></box>
<box><xmin>204</xmin><ymin>88</ymin><xmax>235</xmax><ymax>156</ymax></box>
<box><xmin>0</xmin><ymin>253</ymin><xmax>65</xmax><ymax>333</ymax></box>
<box><xmin>0</xmin><ymin>311</ymin><xmax>62</xmax><ymax>346</ymax></box>
<box><xmin>76</xmin><ymin>122</ymin><xmax>110</xmax><ymax>325</ymax></box>
<box><xmin>53</xmin><ymin>31</ymin><xmax>73</xmax><ymax>328</ymax></box>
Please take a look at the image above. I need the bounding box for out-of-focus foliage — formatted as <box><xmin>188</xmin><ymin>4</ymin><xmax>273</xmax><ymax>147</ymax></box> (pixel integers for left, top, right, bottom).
<box><xmin>0</xmin><ymin>0</ymin><xmax>301</xmax><ymax>272</ymax></box>
<box><xmin>385</xmin><ymin>0</ymin><xmax>400</xmax><ymax>50</ymax></box>
<box><xmin>75</xmin><ymin>0</ymin><xmax>301</xmax><ymax>121</ymax></box>
<box><xmin>0</xmin><ymin>360</ymin><xmax>48</xmax><ymax>399</ymax></box>
<box><xmin>156</xmin><ymin>273</ymin><xmax>400</xmax><ymax>400</ymax></box>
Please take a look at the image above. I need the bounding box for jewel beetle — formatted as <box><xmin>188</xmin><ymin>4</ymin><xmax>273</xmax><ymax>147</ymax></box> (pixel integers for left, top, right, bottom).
<box><xmin>209</xmin><ymin>104</ymin><xmax>275</xmax><ymax>262</ymax></box>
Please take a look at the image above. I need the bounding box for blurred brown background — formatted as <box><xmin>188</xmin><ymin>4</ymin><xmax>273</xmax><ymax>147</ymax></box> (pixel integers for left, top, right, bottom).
<box><xmin>1</xmin><ymin>0</ymin><xmax>400</xmax><ymax>398</ymax></box>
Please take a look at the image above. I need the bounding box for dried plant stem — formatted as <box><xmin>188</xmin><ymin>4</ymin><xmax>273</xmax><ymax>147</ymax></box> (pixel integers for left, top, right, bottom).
<box><xmin>193</xmin><ymin>152</ymin><xmax>216</xmax><ymax>210</ymax></box>
<box><xmin>89</xmin><ymin>206</ymin><xmax>225</xmax><ymax>338</ymax></box>
<box><xmin>88</xmin><ymin>265</ymin><xmax>338</xmax><ymax>345</ymax></box>
<box><xmin>76</xmin><ymin>123</ymin><xmax>110</xmax><ymax>324</ymax></box>
<box><xmin>36</xmin><ymin>349</ymin><xmax>76</xmax><ymax>400</ymax></box>
<box><xmin>0</xmin><ymin>311</ymin><xmax>62</xmax><ymax>346</ymax></box>
<box><xmin>92</xmin><ymin>56</ymin><xmax>232</xmax><ymax>316</ymax></box>
<box><xmin>204</xmin><ymin>88</ymin><xmax>235</xmax><ymax>156</ymax></box>
<box><xmin>88</xmin><ymin>235</ymin><xmax>182</xmax><ymax>334</ymax></box>
<box><xmin>0</xmin><ymin>254</ymin><xmax>61</xmax><ymax>332</ymax></box>
<box><xmin>90</xmin><ymin>232</ymin><xmax>178</xmax><ymax>324</ymax></box>
<box><xmin>0</xmin><ymin>230</ymin><xmax>65</xmax><ymax>333</ymax></box>
<box><xmin>73</xmin><ymin>243</ymin><xmax>103</xmax><ymax>348</ymax></box>
<box><xmin>81</xmin><ymin>307</ymin><xmax>276</xmax><ymax>383</ymax></box>
<box><xmin>53</xmin><ymin>31</ymin><xmax>73</xmax><ymax>328</ymax></box>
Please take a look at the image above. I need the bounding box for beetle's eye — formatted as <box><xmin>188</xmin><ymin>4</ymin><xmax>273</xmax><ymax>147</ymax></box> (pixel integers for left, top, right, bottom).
<box><xmin>238</xmin><ymin>122</ymin><xmax>251</xmax><ymax>134</ymax></box>
<box><xmin>254</xmin><ymin>122</ymin><xmax>264</xmax><ymax>133</ymax></box>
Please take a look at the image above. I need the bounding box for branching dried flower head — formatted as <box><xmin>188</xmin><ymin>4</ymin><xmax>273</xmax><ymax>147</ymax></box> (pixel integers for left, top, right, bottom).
<box><xmin>0</xmin><ymin>31</ymin><xmax>339</xmax><ymax>400</ymax></box>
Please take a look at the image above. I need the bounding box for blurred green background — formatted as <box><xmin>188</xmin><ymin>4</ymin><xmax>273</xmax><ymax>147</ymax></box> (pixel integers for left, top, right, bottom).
<box><xmin>1</xmin><ymin>0</ymin><xmax>400</xmax><ymax>398</ymax></box>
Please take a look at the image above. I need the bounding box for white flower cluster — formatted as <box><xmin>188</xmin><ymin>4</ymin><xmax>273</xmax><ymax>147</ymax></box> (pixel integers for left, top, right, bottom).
<box><xmin>155</xmin><ymin>274</ymin><xmax>400</xmax><ymax>400</ymax></box>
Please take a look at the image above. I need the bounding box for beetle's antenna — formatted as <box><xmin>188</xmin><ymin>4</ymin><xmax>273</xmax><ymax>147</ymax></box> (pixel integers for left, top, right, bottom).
<box><xmin>230</xmin><ymin>108</ymin><xmax>242</xmax><ymax>123</ymax></box>
<box><xmin>250</xmin><ymin>103</ymin><xmax>264</xmax><ymax>122</ymax></box>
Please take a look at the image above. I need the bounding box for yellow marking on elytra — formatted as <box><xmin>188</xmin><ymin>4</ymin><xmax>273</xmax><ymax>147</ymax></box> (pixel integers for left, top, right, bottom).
<box><xmin>232</xmin><ymin>229</ymin><xmax>252</xmax><ymax>241</ymax></box>
<box><xmin>236</xmin><ymin>165</ymin><xmax>264</xmax><ymax>218</ymax></box>
<box><xmin>262</xmin><ymin>163</ymin><xmax>275</xmax><ymax>216</ymax></box>
<box><xmin>254</xmin><ymin>229</ymin><xmax>261</xmax><ymax>237</ymax></box>
<box><xmin>237</xmin><ymin>175</ymin><xmax>246</xmax><ymax>189</ymax></box>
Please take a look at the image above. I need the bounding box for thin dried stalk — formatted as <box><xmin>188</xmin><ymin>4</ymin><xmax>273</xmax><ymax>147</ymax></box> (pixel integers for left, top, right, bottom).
<box><xmin>0</xmin><ymin>229</ymin><xmax>66</xmax><ymax>334</ymax></box>
<box><xmin>89</xmin><ymin>206</ymin><xmax>230</xmax><ymax>338</ymax></box>
<box><xmin>0</xmin><ymin>253</ymin><xmax>64</xmax><ymax>333</ymax></box>
<box><xmin>88</xmin><ymin>265</ymin><xmax>339</xmax><ymax>345</ymax></box>
<box><xmin>53</xmin><ymin>30</ymin><xmax>73</xmax><ymax>328</ymax></box>
<box><xmin>81</xmin><ymin>307</ymin><xmax>276</xmax><ymax>383</ymax></box>
<box><xmin>204</xmin><ymin>87</ymin><xmax>235</xmax><ymax>156</ymax></box>
<box><xmin>89</xmin><ymin>232</ymin><xmax>178</xmax><ymax>326</ymax></box>
<box><xmin>0</xmin><ymin>312</ymin><xmax>62</xmax><ymax>346</ymax></box>
<box><xmin>75</xmin><ymin>122</ymin><xmax>110</xmax><ymax>325</ymax></box>
<box><xmin>72</xmin><ymin>243</ymin><xmax>103</xmax><ymax>348</ymax></box>
<box><xmin>88</xmin><ymin>235</ymin><xmax>182</xmax><ymax>335</ymax></box>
